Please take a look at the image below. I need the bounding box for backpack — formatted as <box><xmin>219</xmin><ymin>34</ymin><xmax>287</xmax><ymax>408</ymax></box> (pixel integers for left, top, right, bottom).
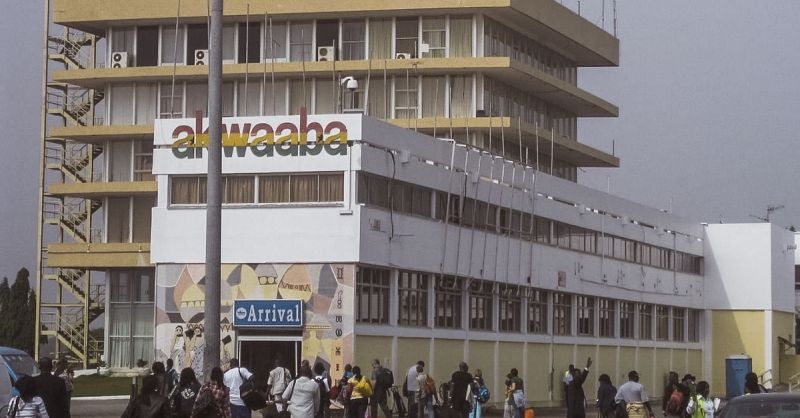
<box><xmin>665</xmin><ymin>389</ymin><xmax>685</xmax><ymax>415</ymax></box>
<box><xmin>376</xmin><ymin>368</ymin><xmax>394</xmax><ymax>388</ymax></box>
<box><xmin>315</xmin><ymin>375</ymin><xmax>331</xmax><ymax>406</ymax></box>
<box><xmin>476</xmin><ymin>385</ymin><xmax>490</xmax><ymax>404</ymax></box>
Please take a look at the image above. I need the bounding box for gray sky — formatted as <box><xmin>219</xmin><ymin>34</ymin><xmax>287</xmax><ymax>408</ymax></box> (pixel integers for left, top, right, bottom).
<box><xmin>1</xmin><ymin>1</ymin><xmax>799</xmax><ymax>279</ymax></box>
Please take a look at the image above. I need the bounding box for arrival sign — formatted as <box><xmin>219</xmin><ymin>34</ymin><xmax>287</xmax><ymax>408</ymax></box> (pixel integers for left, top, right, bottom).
<box><xmin>233</xmin><ymin>299</ymin><xmax>304</xmax><ymax>328</ymax></box>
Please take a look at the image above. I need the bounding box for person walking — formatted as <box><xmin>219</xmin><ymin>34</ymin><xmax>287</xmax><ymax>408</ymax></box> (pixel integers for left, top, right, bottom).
<box><xmin>191</xmin><ymin>367</ymin><xmax>231</xmax><ymax>418</ymax></box>
<box><xmin>596</xmin><ymin>374</ymin><xmax>616</xmax><ymax>418</ymax></box>
<box><xmin>663</xmin><ymin>372</ymin><xmax>689</xmax><ymax>418</ymax></box>
<box><xmin>415</xmin><ymin>364</ymin><xmax>434</xmax><ymax>418</ymax></box>
<box><xmin>223</xmin><ymin>358</ymin><xmax>253</xmax><ymax>418</ymax></box>
<box><xmin>268</xmin><ymin>358</ymin><xmax>292</xmax><ymax>412</ymax></box>
<box><xmin>166</xmin><ymin>359</ymin><xmax>180</xmax><ymax>399</ymax></box>
<box><xmin>348</xmin><ymin>366</ymin><xmax>373</xmax><ymax>418</ymax></box>
<box><xmin>33</xmin><ymin>357</ymin><xmax>69</xmax><ymax>418</ymax></box>
<box><xmin>172</xmin><ymin>368</ymin><xmax>201</xmax><ymax>418</ymax></box>
<box><xmin>283</xmin><ymin>364</ymin><xmax>321</xmax><ymax>418</ymax></box>
<box><xmin>686</xmin><ymin>382</ymin><xmax>717</xmax><ymax>418</ymax></box>
<box><xmin>450</xmin><ymin>362</ymin><xmax>473</xmax><ymax>418</ymax></box>
<box><xmin>566</xmin><ymin>357</ymin><xmax>592</xmax><ymax>418</ymax></box>
<box><xmin>615</xmin><ymin>371</ymin><xmax>655</xmax><ymax>418</ymax></box>
<box><xmin>469</xmin><ymin>369</ymin><xmax>487</xmax><ymax>418</ymax></box>
<box><xmin>507</xmin><ymin>368</ymin><xmax>525</xmax><ymax>418</ymax></box>
<box><xmin>370</xmin><ymin>359</ymin><xmax>394</xmax><ymax>418</ymax></box>
<box><xmin>121</xmin><ymin>375</ymin><xmax>171</xmax><ymax>418</ymax></box>
<box><xmin>53</xmin><ymin>359</ymin><xmax>74</xmax><ymax>413</ymax></box>
<box><xmin>313</xmin><ymin>362</ymin><xmax>332</xmax><ymax>418</ymax></box>
<box><xmin>152</xmin><ymin>362</ymin><xmax>169</xmax><ymax>399</ymax></box>
<box><xmin>6</xmin><ymin>375</ymin><xmax>49</xmax><ymax>418</ymax></box>
<box><xmin>405</xmin><ymin>361</ymin><xmax>424</xmax><ymax>418</ymax></box>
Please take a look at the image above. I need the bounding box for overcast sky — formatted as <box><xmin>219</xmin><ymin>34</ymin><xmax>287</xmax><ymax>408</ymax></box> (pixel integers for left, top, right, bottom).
<box><xmin>1</xmin><ymin>1</ymin><xmax>799</xmax><ymax>280</ymax></box>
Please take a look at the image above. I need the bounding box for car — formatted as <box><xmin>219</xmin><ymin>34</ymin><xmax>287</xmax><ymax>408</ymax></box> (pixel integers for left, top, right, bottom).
<box><xmin>0</xmin><ymin>347</ymin><xmax>39</xmax><ymax>415</ymax></box>
<box><xmin>718</xmin><ymin>392</ymin><xmax>800</xmax><ymax>418</ymax></box>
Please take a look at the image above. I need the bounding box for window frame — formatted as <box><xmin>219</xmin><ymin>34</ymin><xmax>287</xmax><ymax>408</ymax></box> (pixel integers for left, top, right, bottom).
<box><xmin>355</xmin><ymin>266</ymin><xmax>390</xmax><ymax>324</ymax></box>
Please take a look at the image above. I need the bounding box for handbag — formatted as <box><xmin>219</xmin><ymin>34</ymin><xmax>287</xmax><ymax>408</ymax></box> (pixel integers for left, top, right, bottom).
<box><xmin>238</xmin><ymin>368</ymin><xmax>267</xmax><ymax>410</ymax></box>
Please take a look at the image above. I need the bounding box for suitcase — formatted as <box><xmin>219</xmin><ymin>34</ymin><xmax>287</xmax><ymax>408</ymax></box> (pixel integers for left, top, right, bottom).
<box><xmin>392</xmin><ymin>386</ymin><xmax>408</xmax><ymax>416</ymax></box>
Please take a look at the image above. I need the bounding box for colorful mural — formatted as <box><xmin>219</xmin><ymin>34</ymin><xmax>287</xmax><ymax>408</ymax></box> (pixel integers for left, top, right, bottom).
<box><xmin>155</xmin><ymin>263</ymin><xmax>355</xmax><ymax>379</ymax></box>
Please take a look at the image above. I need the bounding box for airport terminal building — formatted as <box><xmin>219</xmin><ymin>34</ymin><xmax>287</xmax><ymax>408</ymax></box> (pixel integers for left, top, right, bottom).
<box><xmin>37</xmin><ymin>0</ymin><xmax>797</xmax><ymax>404</ymax></box>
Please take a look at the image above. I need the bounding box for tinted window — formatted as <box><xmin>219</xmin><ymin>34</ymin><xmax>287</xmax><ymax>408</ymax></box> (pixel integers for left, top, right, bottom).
<box><xmin>2</xmin><ymin>354</ymin><xmax>39</xmax><ymax>378</ymax></box>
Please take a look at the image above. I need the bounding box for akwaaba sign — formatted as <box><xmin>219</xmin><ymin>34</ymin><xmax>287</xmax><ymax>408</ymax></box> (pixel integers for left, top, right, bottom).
<box><xmin>233</xmin><ymin>299</ymin><xmax>304</xmax><ymax>328</ymax></box>
<box><xmin>155</xmin><ymin>108</ymin><xmax>354</xmax><ymax>159</ymax></box>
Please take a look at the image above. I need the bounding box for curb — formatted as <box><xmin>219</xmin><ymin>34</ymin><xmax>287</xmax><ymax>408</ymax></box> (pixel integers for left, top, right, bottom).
<box><xmin>73</xmin><ymin>395</ymin><xmax>131</xmax><ymax>401</ymax></box>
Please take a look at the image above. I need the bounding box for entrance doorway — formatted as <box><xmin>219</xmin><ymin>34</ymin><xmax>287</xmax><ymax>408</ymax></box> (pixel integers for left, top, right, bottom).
<box><xmin>237</xmin><ymin>337</ymin><xmax>301</xmax><ymax>390</ymax></box>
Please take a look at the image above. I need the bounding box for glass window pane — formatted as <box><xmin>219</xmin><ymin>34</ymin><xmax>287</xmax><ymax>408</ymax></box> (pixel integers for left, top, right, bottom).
<box><xmin>264</xmin><ymin>21</ymin><xmax>287</xmax><ymax>60</ymax></box>
<box><xmin>290</xmin><ymin>174</ymin><xmax>318</xmax><ymax>202</ymax></box>
<box><xmin>258</xmin><ymin>175</ymin><xmax>290</xmax><ymax>203</ymax></box>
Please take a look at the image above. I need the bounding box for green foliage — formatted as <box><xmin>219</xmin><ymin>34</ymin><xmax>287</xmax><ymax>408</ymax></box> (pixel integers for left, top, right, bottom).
<box><xmin>0</xmin><ymin>268</ymin><xmax>37</xmax><ymax>354</ymax></box>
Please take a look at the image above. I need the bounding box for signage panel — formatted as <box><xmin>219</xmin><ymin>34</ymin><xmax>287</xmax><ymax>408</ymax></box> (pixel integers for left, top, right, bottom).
<box><xmin>233</xmin><ymin>299</ymin><xmax>304</xmax><ymax>328</ymax></box>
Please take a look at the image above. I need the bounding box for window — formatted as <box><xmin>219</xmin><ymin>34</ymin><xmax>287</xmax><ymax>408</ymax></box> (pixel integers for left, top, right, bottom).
<box><xmin>237</xmin><ymin>79</ymin><xmax>261</xmax><ymax>116</ymax></box>
<box><xmin>688</xmin><ymin>309</ymin><xmax>701</xmax><ymax>342</ymax></box>
<box><xmin>171</xmin><ymin>176</ymin><xmax>207</xmax><ymax>205</ymax></box>
<box><xmin>449</xmin><ymin>16</ymin><xmax>473</xmax><ymax>57</ymax></box>
<box><xmin>133</xmin><ymin>141</ymin><xmax>154</xmax><ymax>181</ymax></box>
<box><xmin>135</xmin><ymin>83</ymin><xmax>158</xmax><ymax>124</ymax></box>
<box><xmin>132</xmin><ymin>197</ymin><xmax>155</xmax><ymax>242</ymax></box>
<box><xmin>185</xmin><ymin>82</ymin><xmax>208</xmax><ymax>117</ymax></box>
<box><xmin>110</xmin><ymin>84</ymin><xmax>134</xmax><ymax>125</ymax></box>
<box><xmin>357</xmin><ymin>173</ymin><xmax>389</xmax><ymax>209</ymax></box>
<box><xmin>160</xmin><ymin>81</ymin><xmax>183</xmax><ymax>118</ymax></box>
<box><xmin>263</xmin><ymin>79</ymin><xmax>287</xmax><ymax>115</ymax></box>
<box><xmin>469</xmin><ymin>280</ymin><xmax>494</xmax><ymax>331</ymax></box>
<box><xmin>673</xmin><ymin>308</ymin><xmax>686</xmax><ymax>342</ymax></box>
<box><xmin>528</xmin><ymin>289</ymin><xmax>548</xmax><ymax>334</ymax></box>
<box><xmin>109</xmin><ymin>140</ymin><xmax>132</xmax><ymax>182</ymax></box>
<box><xmin>535</xmin><ymin>218</ymin><xmax>551</xmax><ymax>243</ymax></box>
<box><xmin>106</xmin><ymin>197</ymin><xmax>131</xmax><ymax>243</ymax></box>
<box><xmin>398</xmin><ymin>271</ymin><xmax>428</xmax><ymax>327</ymax></box>
<box><xmin>108</xmin><ymin>269</ymin><xmax>155</xmax><ymax>368</ymax></box>
<box><xmin>238</xmin><ymin>22</ymin><xmax>261</xmax><ymax>63</ymax></box>
<box><xmin>258</xmin><ymin>173</ymin><xmax>343</xmax><ymax>203</ymax></box>
<box><xmin>315</xmin><ymin>78</ymin><xmax>335</xmax><ymax>114</ymax></box>
<box><xmin>619</xmin><ymin>302</ymin><xmax>635</xmax><ymax>339</ymax></box>
<box><xmin>368</xmin><ymin>18</ymin><xmax>392</xmax><ymax>59</ymax></box>
<box><xmin>186</xmin><ymin>24</ymin><xmax>208</xmax><ymax>65</ymax></box>
<box><xmin>421</xmin><ymin>76</ymin><xmax>446</xmax><ymax>117</ymax></box>
<box><xmin>356</xmin><ymin>267</ymin><xmax>390</xmax><ymax>324</ymax></box>
<box><xmin>599</xmin><ymin>298</ymin><xmax>615</xmax><ymax>337</ymax></box>
<box><xmin>450</xmin><ymin>75</ymin><xmax>473</xmax><ymax>118</ymax></box>
<box><xmin>367</xmin><ymin>78</ymin><xmax>388</xmax><ymax>119</ymax></box>
<box><xmin>342</xmin><ymin>20</ymin><xmax>366</xmax><ymax>60</ymax></box>
<box><xmin>576</xmin><ymin>295</ymin><xmax>594</xmax><ymax>336</ymax></box>
<box><xmin>223</xmin><ymin>176</ymin><xmax>255</xmax><ymax>204</ymax></box>
<box><xmin>421</xmin><ymin>17</ymin><xmax>446</xmax><ymax>58</ymax></box>
<box><xmin>135</xmin><ymin>26</ymin><xmax>158</xmax><ymax>66</ymax></box>
<box><xmin>110</xmin><ymin>27</ymin><xmax>134</xmax><ymax>58</ymax></box>
<box><xmin>264</xmin><ymin>21</ymin><xmax>287</xmax><ymax>61</ymax></box>
<box><xmin>639</xmin><ymin>303</ymin><xmax>653</xmax><ymax>340</ymax></box>
<box><xmin>160</xmin><ymin>25</ymin><xmax>185</xmax><ymax>65</ymax></box>
<box><xmin>289</xmin><ymin>21</ymin><xmax>313</xmax><ymax>62</ymax></box>
<box><xmin>553</xmin><ymin>292</ymin><xmax>572</xmax><ymax>336</ymax></box>
<box><xmin>498</xmin><ymin>284</ymin><xmax>521</xmax><ymax>332</ymax></box>
<box><xmin>656</xmin><ymin>305</ymin><xmax>669</xmax><ymax>340</ymax></box>
<box><xmin>315</xmin><ymin>20</ymin><xmax>338</xmax><ymax>61</ymax></box>
<box><xmin>289</xmin><ymin>79</ymin><xmax>312</xmax><ymax>114</ymax></box>
<box><xmin>435</xmin><ymin>275</ymin><xmax>462</xmax><ymax>328</ymax></box>
<box><xmin>394</xmin><ymin>76</ymin><xmax>418</xmax><ymax>119</ymax></box>
<box><xmin>395</xmin><ymin>17</ymin><xmax>419</xmax><ymax>57</ymax></box>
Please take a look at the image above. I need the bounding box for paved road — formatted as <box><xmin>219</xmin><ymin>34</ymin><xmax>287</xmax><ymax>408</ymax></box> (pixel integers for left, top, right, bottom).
<box><xmin>71</xmin><ymin>398</ymin><xmax>568</xmax><ymax>418</ymax></box>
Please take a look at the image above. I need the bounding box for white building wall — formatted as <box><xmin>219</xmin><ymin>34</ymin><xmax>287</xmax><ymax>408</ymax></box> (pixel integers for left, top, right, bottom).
<box><xmin>704</xmin><ymin>223</ymin><xmax>795</xmax><ymax>312</ymax></box>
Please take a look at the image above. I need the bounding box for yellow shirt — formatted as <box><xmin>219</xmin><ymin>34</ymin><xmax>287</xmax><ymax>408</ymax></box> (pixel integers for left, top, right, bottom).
<box><xmin>349</xmin><ymin>376</ymin><xmax>373</xmax><ymax>399</ymax></box>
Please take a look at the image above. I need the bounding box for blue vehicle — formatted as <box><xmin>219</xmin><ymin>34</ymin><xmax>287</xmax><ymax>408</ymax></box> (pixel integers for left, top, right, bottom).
<box><xmin>0</xmin><ymin>347</ymin><xmax>39</xmax><ymax>415</ymax></box>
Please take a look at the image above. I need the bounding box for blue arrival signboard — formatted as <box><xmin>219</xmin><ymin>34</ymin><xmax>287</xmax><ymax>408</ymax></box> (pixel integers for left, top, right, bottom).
<box><xmin>233</xmin><ymin>299</ymin><xmax>304</xmax><ymax>328</ymax></box>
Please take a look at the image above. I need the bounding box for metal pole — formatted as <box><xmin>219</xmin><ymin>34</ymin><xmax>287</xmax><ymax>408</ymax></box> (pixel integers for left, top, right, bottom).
<box><xmin>204</xmin><ymin>0</ymin><xmax>223</xmax><ymax>375</ymax></box>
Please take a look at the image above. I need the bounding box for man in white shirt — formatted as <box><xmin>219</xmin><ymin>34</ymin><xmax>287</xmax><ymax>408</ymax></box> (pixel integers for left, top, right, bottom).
<box><xmin>282</xmin><ymin>364</ymin><xmax>320</xmax><ymax>418</ymax></box>
<box><xmin>406</xmin><ymin>360</ymin><xmax>424</xmax><ymax>418</ymax></box>
<box><xmin>223</xmin><ymin>358</ymin><xmax>253</xmax><ymax>418</ymax></box>
<box><xmin>615</xmin><ymin>370</ymin><xmax>655</xmax><ymax>418</ymax></box>
<box><xmin>268</xmin><ymin>358</ymin><xmax>292</xmax><ymax>412</ymax></box>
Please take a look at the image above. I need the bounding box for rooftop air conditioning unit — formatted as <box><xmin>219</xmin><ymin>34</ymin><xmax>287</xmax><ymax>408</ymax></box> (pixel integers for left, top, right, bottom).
<box><xmin>395</xmin><ymin>52</ymin><xmax>411</xmax><ymax>60</ymax></box>
<box><xmin>111</xmin><ymin>51</ymin><xmax>128</xmax><ymax>68</ymax></box>
<box><xmin>194</xmin><ymin>49</ymin><xmax>209</xmax><ymax>65</ymax></box>
<box><xmin>317</xmin><ymin>46</ymin><xmax>334</xmax><ymax>61</ymax></box>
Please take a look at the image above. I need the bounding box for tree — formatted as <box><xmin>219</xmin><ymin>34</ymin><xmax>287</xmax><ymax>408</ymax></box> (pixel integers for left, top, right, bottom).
<box><xmin>0</xmin><ymin>278</ymin><xmax>9</xmax><ymax>346</ymax></box>
<box><xmin>8</xmin><ymin>268</ymin><xmax>35</xmax><ymax>354</ymax></box>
